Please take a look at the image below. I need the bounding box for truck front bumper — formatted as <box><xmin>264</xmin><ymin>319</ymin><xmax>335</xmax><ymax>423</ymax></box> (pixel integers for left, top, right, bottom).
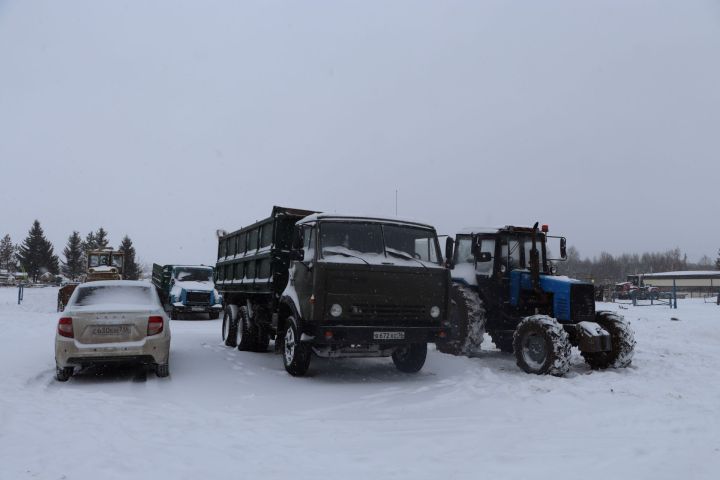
<box><xmin>172</xmin><ymin>303</ymin><xmax>223</xmax><ymax>314</ymax></box>
<box><xmin>304</xmin><ymin>324</ymin><xmax>446</xmax><ymax>346</ymax></box>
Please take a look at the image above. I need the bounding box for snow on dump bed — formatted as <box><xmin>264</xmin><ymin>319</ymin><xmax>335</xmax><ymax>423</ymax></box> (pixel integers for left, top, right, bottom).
<box><xmin>1</xmin><ymin>286</ymin><xmax>720</xmax><ymax>479</ymax></box>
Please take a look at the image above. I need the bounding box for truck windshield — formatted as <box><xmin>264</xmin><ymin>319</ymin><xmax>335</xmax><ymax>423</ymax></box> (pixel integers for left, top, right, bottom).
<box><xmin>175</xmin><ymin>268</ymin><xmax>213</xmax><ymax>282</ymax></box>
<box><xmin>319</xmin><ymin>222</ymin><xmax>441</xmax><ymax>265</ymax></box>
<box><xmin>320</xmin><ymin>223</ymin><xmax>384</xmax><ymax>258</ymax></box>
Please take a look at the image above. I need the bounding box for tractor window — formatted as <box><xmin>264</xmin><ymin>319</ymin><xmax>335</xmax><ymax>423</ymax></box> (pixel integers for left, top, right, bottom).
<box><xmin>522</xmin><ymin>238</ymin><xmax>547</xmax><ymax>272</ymax></box>
<box><xmin>454</xmin><ymin>237</ymin><xmax>474</xmax><ymax>264</ymax></box>
<box><xmin>500</xmin><ymin>238</ymin><xmax>521</xmax><ymax>272</ymax></box>
<box><xmin>475</xmin><ymin>238</ymin><xmax>495</xmax><ymax>277</ymax></box>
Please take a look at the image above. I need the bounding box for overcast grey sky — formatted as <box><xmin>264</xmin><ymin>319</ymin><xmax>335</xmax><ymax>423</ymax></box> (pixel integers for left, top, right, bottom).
<box><xmin>1</xmin><ymin>0</ymin><xmax>719</xmax><ymax>266</ymax></box>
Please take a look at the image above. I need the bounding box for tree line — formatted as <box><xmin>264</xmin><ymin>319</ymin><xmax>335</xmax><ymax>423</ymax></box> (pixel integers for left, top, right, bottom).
<box><xmin>557</xmin><ymin>246</ymin><xmax>720</xmax><ymax>284</ymax></box>
<box><xmin>0</xmin><ymin>220</ymin><xmax>141</xmax><ymax>282</ymax></box>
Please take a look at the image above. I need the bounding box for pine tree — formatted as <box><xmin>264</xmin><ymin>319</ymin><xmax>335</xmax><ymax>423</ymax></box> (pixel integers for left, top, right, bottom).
<box><xmin>95</xmin><ymin>227</ymin><xmax>110</xmax><ymax>249</ymax></box>
<box><xmin>118</xmin><ymin>235</ymin><xmax>141</xmax><ymax>280</ymax></box>
<box><xmin>62</xmin><ymin>231</ymin><xmax>84</xmax><ymax>280</ymax></box>
<box><xmin>83</xmin><ymin>231</ymin><xmax>98</xmax><ymax>252</ymax></box>
<box><xmin>0</xmin><ymin>234</ymin><xmax>15</xmax><ymax>272</ymax></box>
<box><xmin>716</xmin><ymin>249</ymin><xmax>720</xmax><ymax>270</ymax></box>
<box><xmin>16</xmin><ymin>220</ymin><xmax>59</xmax><ymax>282</ymax></box>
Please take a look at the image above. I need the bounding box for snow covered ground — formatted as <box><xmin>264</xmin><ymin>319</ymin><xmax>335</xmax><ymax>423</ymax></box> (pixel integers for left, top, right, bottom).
<box><xmin>1</xmin><ymin>286</ymin><xmax>718</xmax><ymax>479</ymax></box>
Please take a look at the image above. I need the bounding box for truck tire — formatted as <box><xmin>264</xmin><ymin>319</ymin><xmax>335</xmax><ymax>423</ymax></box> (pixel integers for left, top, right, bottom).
<box><xmin>237</xmin><ymin>307</ymin><xmax>257</xmax><ymax>351</ymax></box>
<box><xmin>435</xmin><ymin>284</ymin><xmax>485</xmax><ymax>356</ymax></box>
<box><xmin>222</xmin><ymin>306</ymin><xmax>239</xmax><ymax>347</ymax></box>
<box><xmin>251</xmin><ymin>309</ymin><xmax>270</xmax><ymax>352</ymax></box>
<box><xmin>170</xmin><ymin>309</ymin><xmax>178</xmax><ymax>320</ymax></box>
<box><xmin>488</xmin><ymin>330</ymin><xmax>514</xmax><ymax>353</ymax></box>
<box><xmin>392</xmin><ymin>343</ymin><xmax>427</xmax><ymax>373</ymax></box>
<box><xmin>513</xmin><ymin>315</ymin><xmax>571</xmax><ymax>376</ymax></box>
<box><xmin>582</xmin><ymin>311</ymin><xmax>635</xmax><ymax>369</ymax></box>
<box><xmin>282</xmin><ymin>317</ymin><xmax>311</xmax><ymax>376</ymax></box>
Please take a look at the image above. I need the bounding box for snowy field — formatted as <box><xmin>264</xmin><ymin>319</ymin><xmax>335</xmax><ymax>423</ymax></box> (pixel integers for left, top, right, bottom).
<box><xmin>1</xmin><ymin>286</ymin><xmax>719</xmax><ymax>480</ymax></box>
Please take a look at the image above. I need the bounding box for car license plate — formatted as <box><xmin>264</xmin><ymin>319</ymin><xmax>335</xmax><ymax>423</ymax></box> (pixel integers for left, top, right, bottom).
<box><xmin>191</xmin><ymin>306</ymin><xmax>205</xmax><ymax>312</ymax></box>
<box><xmin>91</xmin><ymin>325</ymin><xmax>130</xmax><ymax>336</ymax></box>
<box><xmin>373</xmin><ymin>331</ymin><xmax>405</xmax><ymax>340</ymax></box>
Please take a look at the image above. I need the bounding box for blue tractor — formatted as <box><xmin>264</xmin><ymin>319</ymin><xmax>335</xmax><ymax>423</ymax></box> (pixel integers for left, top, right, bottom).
<box><xmin>438</xmin><ymin>223</ymin><xmax>635</xmax><ymax>376</ymax></box>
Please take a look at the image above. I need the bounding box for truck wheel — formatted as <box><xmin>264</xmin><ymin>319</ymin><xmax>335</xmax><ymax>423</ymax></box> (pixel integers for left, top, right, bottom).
<box><xmin>237</xmin><ymin>307</ymin><xmax>258</xmax><ymax>351</ymax></box>
<box><xmin>254</xmin><ymin>325</ymin><xmax>270</xmax><ymax>352</ymax></box>
<box><xmin>513</xmin><ymin>315</ymin><xmax>571</xmax><ymax>376</ymax></box>
<box><xmin>435</xmin><ymin>284</ymin><xmax>485</xmax><ymax>356</ymax></box>
<box><xmin>582</xmin><ymin>311</ymin><xmax>636</xmax><ymax>369</ymax></box>
<box><xmin>282</xmin><ymin>318</ymin><xmax>311</xmax><ymax>376</ymax></box>
<box><xmin>222</xmin><ymin>306</ymin><xmax>239</xmax><ymax>347</ymax></box>
<box><xmin>488</xmin><ymin>330</ymin><xmax>514</xmax><ymax>353</ymax></box>
<box><xmin>170</xmin><ymin>309</ymin><xmax>178</xmax><ymax>320</ymax></box>
<box><xmin>55</xmin><ymin>365</ymin><xmax>73</xmax><ymax>382</ymax></box>
<box><xmin>392</xmin><ymin>343</ymin><xmax>428</xmax><ymax>373</ymax></box>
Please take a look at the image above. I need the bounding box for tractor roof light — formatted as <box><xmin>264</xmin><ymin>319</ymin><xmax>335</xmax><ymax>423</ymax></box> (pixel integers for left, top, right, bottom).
<box><xmin>541</xmin><ymin>224</ymin><xmax>549</xmax><ymax>233</ymax></box>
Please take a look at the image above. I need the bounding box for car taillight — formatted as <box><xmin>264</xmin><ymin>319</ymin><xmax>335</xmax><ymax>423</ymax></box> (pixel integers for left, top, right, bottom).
<box><xmin>147</xmin><ymin>316</ymin><xmax>164</xmax><ymax>336</ymax></box>
<box><xmin>58</xmin><ymin>317</ymin><xmax>74</xmax><ymax>338</ymax></box>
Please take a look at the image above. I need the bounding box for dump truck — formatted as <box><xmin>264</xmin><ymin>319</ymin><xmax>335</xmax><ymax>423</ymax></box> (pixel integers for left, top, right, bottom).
<box><xmin>57</xmin><ymin>249</ymin><xmax>124</xmax><ymax>311</ymax></box>
<box><xmin>438</xmin><ymin>223</ymin><xmax>635</xmax><ymax>376</ymax></box>
<box><xmin>215</xmin><ymin>206</ymin><xmax>449</xmax><ymax>376</ymax></box>
<box><xmin>152</xmin><ymin>264</ymin><xmax>223</xmax><ymax>319</ymax></box>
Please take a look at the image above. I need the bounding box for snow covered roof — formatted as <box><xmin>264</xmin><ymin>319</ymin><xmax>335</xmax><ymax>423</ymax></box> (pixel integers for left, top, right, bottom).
<box><xmin>298</xmin><ymin>213</ymin><xmax>435</xmax><ymax>230</ymax></box>
<box><xmin>457</xmin><ymin>226</ymin><xmax>504</xmax><ymax>235</ymax></box>
<box><xmin>640</xmin><ymin>271</ymin><xmax>720</xmax><ymax>279</ymax></box>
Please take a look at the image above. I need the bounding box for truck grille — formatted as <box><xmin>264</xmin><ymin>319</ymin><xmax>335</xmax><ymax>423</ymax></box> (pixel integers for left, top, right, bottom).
<box><xmin>186</xmin><ymin>291</ymin><xmax>211</xmax><ymax>305</ymax></box>
<box><xmin>348</xmin><ymin>304</ymin><xmax>426</xmax><ymax>321</ymax></box>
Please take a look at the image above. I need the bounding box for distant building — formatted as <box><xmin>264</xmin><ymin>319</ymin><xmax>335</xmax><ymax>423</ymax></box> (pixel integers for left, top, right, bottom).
<box><xmin>630</xmin><ymin>271</ymin><xmax>720</xmax><ymax>296</ymax></box>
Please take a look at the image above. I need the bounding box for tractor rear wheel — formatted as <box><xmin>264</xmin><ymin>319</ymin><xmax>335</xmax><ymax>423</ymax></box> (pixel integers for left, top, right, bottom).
<box><xmin>435</xmin><ymin>284</ymin><xmax>485</xmax><ymax>356</ymax></box>
<box><xmin>582</xmin><ymin>311</ymin><xmax>635</xmax><ymax>369</ymax></box>
<box><xmin>513</xmin><ymin>315</ymin><xmax>571</xmax><ymax>376</ymax></box>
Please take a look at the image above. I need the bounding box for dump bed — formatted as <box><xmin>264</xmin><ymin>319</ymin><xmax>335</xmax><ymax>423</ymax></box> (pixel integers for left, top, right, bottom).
<box><xmin>151</xmin><ymin>263</ymin><xmax>173</xmax><ymax>294</ymax></box>
<box><xmin>215</xmin><ymin>206</ymin><xmax>318</xmax><ymax>297</ymax></box>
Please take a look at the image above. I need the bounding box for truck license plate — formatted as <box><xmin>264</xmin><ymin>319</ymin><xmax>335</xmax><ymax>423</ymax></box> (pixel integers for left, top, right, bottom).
<box><xmin>373</xmin><ymin>331</ymin><xmax>405</xmax><ymax>340</ymax></box>
<box><xmin>191</xmin><ymin>306</ymin><xmax>205</xmax><ymax>312</ymax></box>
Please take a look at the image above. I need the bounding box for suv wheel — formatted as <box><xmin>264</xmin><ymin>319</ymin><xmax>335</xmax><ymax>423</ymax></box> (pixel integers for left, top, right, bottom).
<box><xmin>55</xmin><ymin>365</ymin><xmax>73</xmax><ymax>382</ymax></box>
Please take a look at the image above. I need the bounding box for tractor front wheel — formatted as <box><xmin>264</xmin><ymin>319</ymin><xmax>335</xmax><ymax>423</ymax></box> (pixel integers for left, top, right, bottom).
<box><xmin>582</xmin><ymin>311</ymin><xmax>635</xmax><ymax>369</ymax></box>
<box><xmin>513</xmin><ymin>316</ymin><xmax>571</xmax><ymax>376</ymax></box>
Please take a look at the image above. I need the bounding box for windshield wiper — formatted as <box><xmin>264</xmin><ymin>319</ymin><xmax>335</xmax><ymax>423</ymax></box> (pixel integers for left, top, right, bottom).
<box><xmin>322</xmin><ymin>249</ymin><xmax>370</xmax><ymax>265</ymax></box>
<box><xmin>385</xmin><ymin>248</ymin><xmax>428</xmax><ymax>270</ymax></box>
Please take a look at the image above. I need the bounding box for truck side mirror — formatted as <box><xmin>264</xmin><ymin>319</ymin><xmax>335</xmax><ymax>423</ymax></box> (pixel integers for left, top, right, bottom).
<box><xmin>289</xmin><ymin>249</ymin><xmax>304</xmax><ymax>262</ymax></box>
<box><xmin>560</xmin><ymin>237</ymin><xmax>567</xmax><ymax>259</ymax></box>
<box><xmin>445</xmin><ymin>237</ymin><xmax>454</xmax><ymax>268</ymax></box>
<box><xmin>477</xmin><ymin>252</ymin><xmax>492</xmax><ymax>263</ymax></box>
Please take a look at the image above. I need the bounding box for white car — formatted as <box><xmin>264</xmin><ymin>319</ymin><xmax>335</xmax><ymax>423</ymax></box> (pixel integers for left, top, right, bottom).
<box><xmin>55</xmin><ymin>280</ymin><xmax>171</xmax><ymax>381</ymax></box>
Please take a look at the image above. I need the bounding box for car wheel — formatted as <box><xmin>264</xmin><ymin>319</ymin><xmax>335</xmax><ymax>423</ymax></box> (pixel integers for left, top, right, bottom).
<box><xmin>155</xmin><ymin>363</ymin><xmax>169</xmax><ymax>378</ymax></box>
<box><xmin>55</xmin><ymin>365</ymin><xmax>73</xmax><ymax>382</ymax></box>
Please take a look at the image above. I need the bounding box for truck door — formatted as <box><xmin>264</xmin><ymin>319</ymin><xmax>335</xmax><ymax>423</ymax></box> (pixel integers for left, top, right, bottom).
<box><xmin>292</xmin><ymin>224</ymin><xmax>316</xmax><ymax>321</ymax></box>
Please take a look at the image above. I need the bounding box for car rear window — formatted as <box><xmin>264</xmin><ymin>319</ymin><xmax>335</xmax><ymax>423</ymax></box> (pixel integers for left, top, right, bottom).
<box><xmin>73</xmin><ymin>286</ymin><xmax>153</xmax><ymax>307</ymax></box>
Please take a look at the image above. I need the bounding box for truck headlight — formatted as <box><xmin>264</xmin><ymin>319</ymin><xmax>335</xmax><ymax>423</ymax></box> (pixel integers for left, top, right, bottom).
<box><xmin>430</xmin><ymin>306</ymin><xmax>440</xmax><ymax>318</ymax></box>
<box><xmin>330</xmin><ymin>304</ymin><xmax>343</xmax><ymax>317</ymax></box>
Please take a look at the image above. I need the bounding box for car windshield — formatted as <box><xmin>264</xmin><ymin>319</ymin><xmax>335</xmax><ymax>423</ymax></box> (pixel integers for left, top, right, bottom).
<box><xmin>175</xmin><ymin>268</ymin><xmax>213</xmax><ymax>282</ymax></box>
<box><xmin>73</xmin><ymin>285</ymin><xmax>153</xmax><ymax>307</ymax></box>
<box><xmin>319</xmin><ymin>221</ymin><xmax>440</xmax><ymax>265</ymax></box>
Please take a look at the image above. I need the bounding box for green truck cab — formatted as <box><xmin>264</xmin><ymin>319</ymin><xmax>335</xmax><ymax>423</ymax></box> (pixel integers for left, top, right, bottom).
<box><xmin>152</xmin><ymin>264</ymin><xmax>223</xmax><ymax>319</ymax></box>
<box><xmin>215</xmin><ymin>206</ymin><xmax>449</xmax><ymax>376</ymax></box>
